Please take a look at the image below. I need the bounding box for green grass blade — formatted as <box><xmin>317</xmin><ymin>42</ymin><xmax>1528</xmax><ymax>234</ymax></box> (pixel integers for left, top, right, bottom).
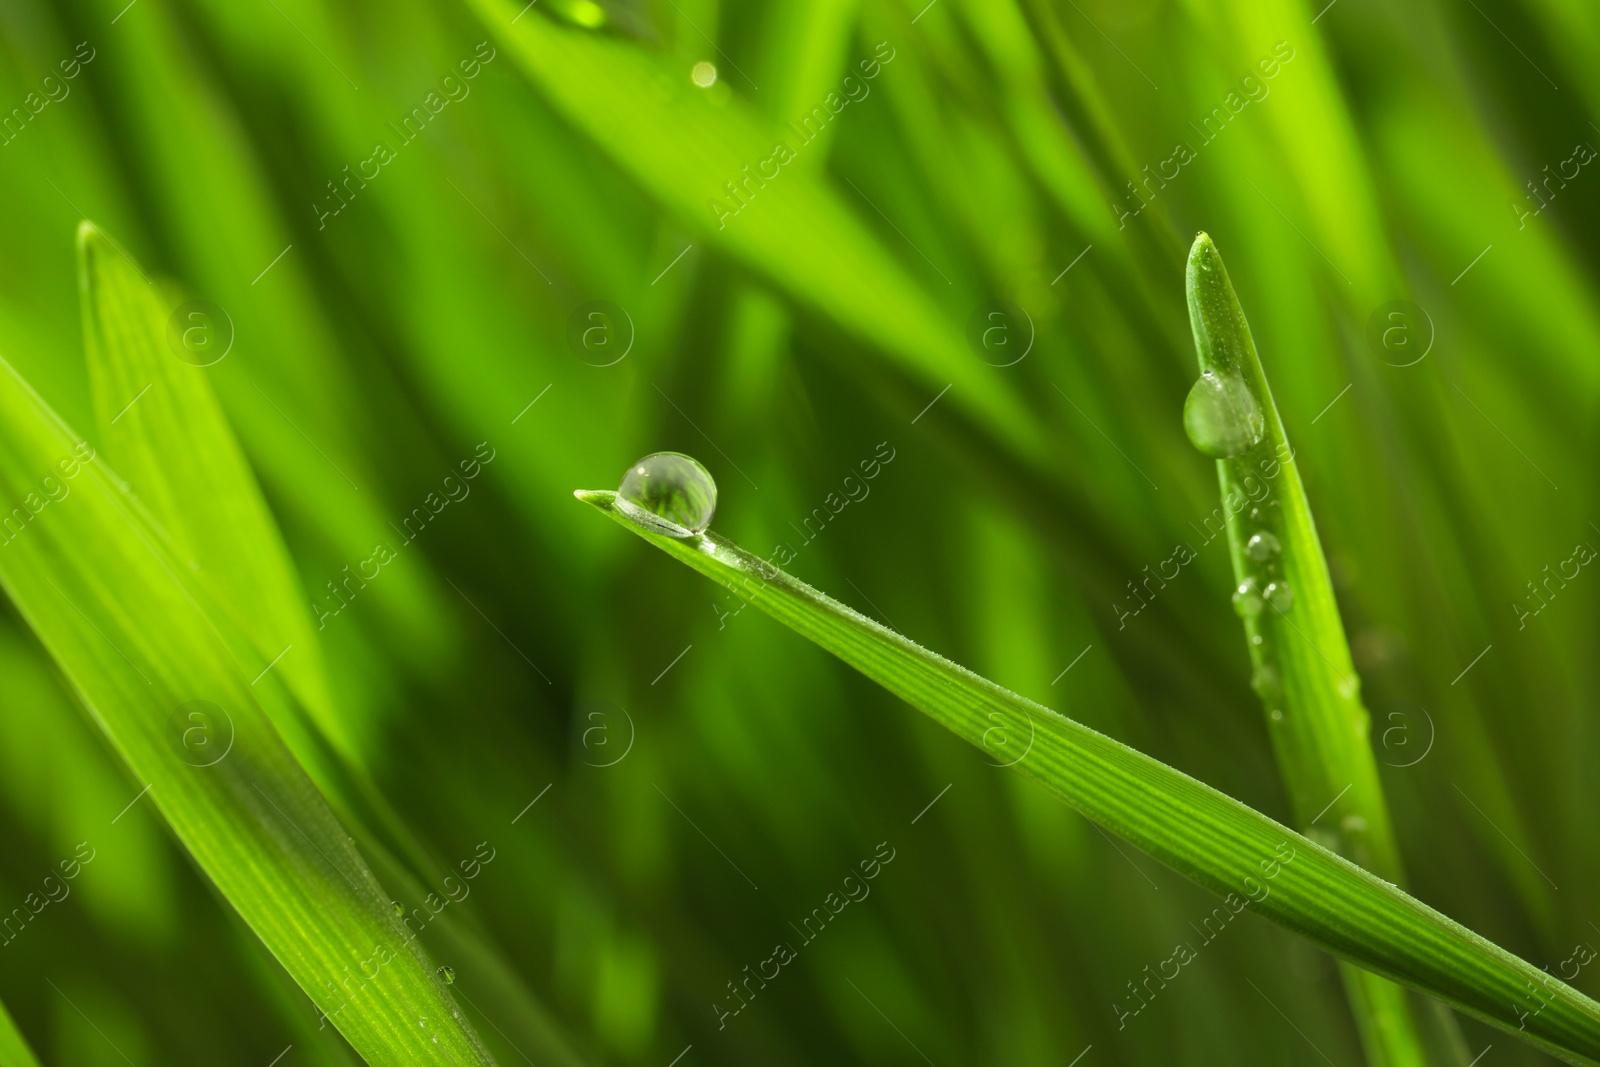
<box><xmin>0</xmin><ymin>995</ymin><xmax>41</xmax><ymax>1067</ymax></box>
<box><xmin>1185</xmin><ymin>231</ymin><xmax>1444</xmax><ymax>1066</ymax></box>
<box><xmin>578</xmin><ymin>488</ymin><xmax>1600</xmax><ymax>1066</ymax></box>
<box><xmin>0</xmin><ymin>356</ymin><xmax>495</xmax><ymax>1067</ymax></box>
<box><xmin>75</xmin><ymin>221</ymin><xmax>590</xmax><ymax>1067</ymax></box>
<box><xmin>466</xmin><ymin>0</ymin><xmax>1046</xmax><ymax>463</ymax></box>
<box><xmin>77</xmin><ymin>221</ymin><xmax>346</xmax><ymax>758</ymax></box>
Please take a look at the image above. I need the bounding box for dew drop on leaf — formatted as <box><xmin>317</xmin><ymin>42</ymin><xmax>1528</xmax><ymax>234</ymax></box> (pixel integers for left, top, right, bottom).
<box><xmin>437</xmin><ymin>965</ymin><xmax>456</xmax><ymax>985</ymax></box>
<box><xmin>616</xmin><ymin>452</ymin><xmax>718</xmax><ymax>535</ymax></box>
<box><xmin>1251</xmin><ymin>664</ymin><xmax>1282</xmax><ymax>701</ymax></box>
<box><xmin>1183</xmin><ymin>373</ymin><xmax>1264</xmax><ymax>458</ymax></box>
<box><xmin>1245</xmin><ymin>531</ymin><xmax>1280</xmax><ymax>561</ymax></box>
<box><xmin>1264</xmin><ymin>581</ymin><xmax>1294</xmax><ymax>613</ymax></box>
<box><xmin>391</xmin><ymin>900</ymin><xmax>404</xmax><ymax>917</ymax></box>
<box><xmin>1232</xmin><ymin>582</ymin><xmax>1263</xmax><ymax>618</ymax></box>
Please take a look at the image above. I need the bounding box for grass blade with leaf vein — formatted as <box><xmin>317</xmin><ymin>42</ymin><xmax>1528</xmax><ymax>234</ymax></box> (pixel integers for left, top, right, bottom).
<box><xmin>579</xmin><ymin>488</ymin><xmax>1600</xmax><ymax>1066</ymax></box>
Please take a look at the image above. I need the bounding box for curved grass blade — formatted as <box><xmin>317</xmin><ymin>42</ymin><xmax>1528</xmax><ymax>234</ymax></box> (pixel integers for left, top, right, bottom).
<box><xmin>465</xmin><ymin>0</ymin><xmax>1046</xmax><ymax>463</ymax></box>
<box><xmin>77</xmin><ymin>222</ymin><xmax>347</xmax><ymax>757</ymax></box>
<box><xmin>1185</xmin><ymin>231</ymin><xmax>1453</xmax><ymax>1066</ymax></box>
<box><xmin>0</xmin><ymin>996</ymin><xmax>41</xmax><ymax>1067</ymax></box>
<box><xmin>577</xmin><ymin>488</ymin><xmax>1600</xmax><ymax>1066</ymax></box>
<box><xmin>0</xmin><ymin>356</ymin><xmax>495</xmax><ymax>1066</ymax></box>
<box><xmin>75</xmin><ymin>221</ymin><xmax>590</xmax><ymax>1067</ymax></box>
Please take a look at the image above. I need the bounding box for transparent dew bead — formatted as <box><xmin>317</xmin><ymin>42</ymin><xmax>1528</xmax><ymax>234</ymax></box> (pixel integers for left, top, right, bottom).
<box><xmin>1245</xmin><ymin>531</ymin><xmax>1281</xmax><ymax>561</ymax></box>
<box><xmin>1269</xmin><ymin>708</ymin><xmax>1284</xmax><ymax>721</ymax></box>
<box><xmin>1183</xmin><ymin>372</ymin><xmax>1265</xmax><ymax>458</ymax></box>
<box><xmin>1232</xmin><ymin>582</ymin><xmax>1264</xmax><ymax>618</ymax></box>
<box><xmin>616</xmin><ymin>452</ymin><xmax>718</xmax><ymax>536</ymax></box>
<box><xmin>391</xmin><ymin>900</ymin><xmax>404</xmax><ymax>917</ymax></box>
<box><xmin>1263</xmin><ymin>581</ymin><xmax>1294</xmax><ymax>613</ymax></box>
<box><xmin>1251</xmin><ymin>664</ymin><xmax>1282</xmax><ymax>701</ymax></box>
<box><xmin>437</xmin><ymin>966</ymin><xmax>456</xmax><ymax>985</ymax></box>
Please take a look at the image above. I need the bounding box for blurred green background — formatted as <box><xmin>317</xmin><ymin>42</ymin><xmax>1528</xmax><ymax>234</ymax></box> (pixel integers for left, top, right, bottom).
<box><xmin>0</xmin><ymin>0</ymin><xmax>1597</xmax><ymax>1062</ymax></box>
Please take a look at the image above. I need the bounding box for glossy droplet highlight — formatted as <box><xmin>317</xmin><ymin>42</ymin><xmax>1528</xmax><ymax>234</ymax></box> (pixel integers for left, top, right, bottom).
<box><xmin>617</xmin><ymin>452</ymin><xmax>717</xmax><ymax>536</ymax></box>
<box><xmin>1263</xmin><ymin>581</ymin><xmax>1294</xmax><ymax>613</ymax></box>
<box><xmin>437</xmin><ymin>966</ymin><xmax>456</xmax><ymax>985</ymax></box>
<box><xmin>1183</xmin><ymin>373</ymin><xmax>1264</xmax><ymax>458</ymax></box>
<box><xmin>1232</xmin><ymin>582</ymin><xmax>1263</xmax><ymax>618</ymax></box>
<box><xmin>1246</xmin><ymin>531</ymin><xmax>1280</xmax><ymax>561</ymax></box>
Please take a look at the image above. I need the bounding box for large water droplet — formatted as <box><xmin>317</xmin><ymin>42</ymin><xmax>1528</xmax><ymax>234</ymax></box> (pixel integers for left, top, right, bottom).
<box><xmin>1232</xmin><ymin>582</ymin><xmax>1263</xmax><ymax>618</ymax></box>
<box><xmin>1263</xmin><ymin>581</ymin><xmax>1294</xmax><ymax>613</ymax></box>
<box><xmin>1183</xmin><ymin>373</ymin><xmax>1264</xmax><ymax>458</ymax></box>
<box><xmin>1246</xmin><ymin>531</ymin><xmax>1280</xmax><ymax>561</ymax></box>
<box><xmin>391</xmin><ymin>900</ymin><xmax>404</xmax><ymax>917</ymax></box>
<box><xmin>617</xmin><ymin>452</ymin><xmax>717</xmax><ymax>536</ymax></box>
<box><xmin>437</xmin><ymin>965</ymin><xmax>456</xmax><ymax>985</ymax></box>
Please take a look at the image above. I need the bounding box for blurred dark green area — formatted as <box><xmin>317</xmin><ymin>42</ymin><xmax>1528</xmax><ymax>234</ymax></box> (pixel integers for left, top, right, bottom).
<box><xmin>0</xmin><ymin>0</ymin><xmax>1596</xmax><ymax>1062</ymax></box>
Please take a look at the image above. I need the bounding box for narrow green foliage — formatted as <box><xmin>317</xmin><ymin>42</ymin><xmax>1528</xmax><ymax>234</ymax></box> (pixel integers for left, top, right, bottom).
<box><xmin>579</xmin><ymin>488</ymin><xmax>1600</xmax><ymax>1065</ymax></box>
<box><xmin>1186</xmin><ymin>232</ymin><xmax>1450</xmax><ymax>1067</ymax></box>
<box><xmin>75</xmin><ymin>222</ymin><xmax>587</xmax><ymax>1067</ymax></box>
<box><xmin>77</xmin><ymin>222</ymin><xmax>346</xmax><ymax>758</ymax></box>
<box><xmin>0</xmin><ymin>996</ymin><xmax>41</xmax><ymax>1067</ymax></box>
<box><xmin>470</xmin><ymin>0</ymin><xmax>1046</xmax><ymax>462</ymax></box>
<box><xmin>0</xmin><ymin>258</ymin><xmax>496</xmax><ymax>1062</ymax></box>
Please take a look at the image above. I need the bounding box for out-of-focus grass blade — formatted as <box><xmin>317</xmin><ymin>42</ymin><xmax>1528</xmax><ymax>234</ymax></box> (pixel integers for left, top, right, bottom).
<box><xmin>577</xmin><ymin>489</ymin><xmax>1600</xmax><ymax>1066</ymax></box>
<box><xmin>0</xmin><ymin>995</ymin><xmax>41</xmax><ymax>1067</ymax></box>
<box><xmin>1185</xmin><ymin>231</ymin><xmax>1447</xmax><ymax>1067</ymax></box>
<box><xmin>77</xmin><ymin>222</ymin><xmax>346</xmax><ymax>756</ymax></box>
<box><xmin>0</xmin><ymin>355</ymin><xmax>494</xmax><ymax>1066</ymax></box>
<box><xmin>466</xmin><ymin>0</ymin><xmax>1045</xmax><ymax>462</ymax></box>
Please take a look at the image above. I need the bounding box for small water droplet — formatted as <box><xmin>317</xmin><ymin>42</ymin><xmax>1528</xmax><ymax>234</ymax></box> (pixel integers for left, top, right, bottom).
<box><xmin>1232</xmin><ymin>582</ymin><xmax>1263</xmax><ymax>618</ymax></box>
<box><xmin>1251</xmin><ymin>634</ymin><xmax>1263</xmax><ymax>647</ymax></box>
<box><xmin>564</xmin><ymin>0</ymin><xmax>606</xmax><ymax>27</ymax></box>
<box><xmin>616</xmin><ymin>452</ymin><xmax>717</xmax><ymax>536</ymax></box>
<box><xmin>437</xmin><ymin>966</ymin><xmax>456</xmax><ymax>985</ymax></box>
<box><xmin>1246</xmin><ymin>531</ymin><xmax>1281</xmax><ymax>561</ymax></box>
<box><xmin>391</xmin><ymin>900</ymin><xmax>404</xmax><ymax>917</ymax></box>
<box><xmin>1270</xmin><ymin>708</ymin><xmax>1284</xmax><ymax>721</ymax></box>
<box><xmin>1263</xmin><ymin>581</ymin><xmax>1294</xmax><ymax>613</ymax></box>
<box><xmin>691</xmin><ymin>61</ymin><xmax>718</xmax><ymax>87</ymax></box>
<box><xmin>1251</xmin><ymin>664</ymin><xmax>1282</xmax><ymax>700</ymax></box>
<box><xmin>1183</xmin><ymin>373</ymin><xmax>1264</xmax><ymax>458</ymax></box>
